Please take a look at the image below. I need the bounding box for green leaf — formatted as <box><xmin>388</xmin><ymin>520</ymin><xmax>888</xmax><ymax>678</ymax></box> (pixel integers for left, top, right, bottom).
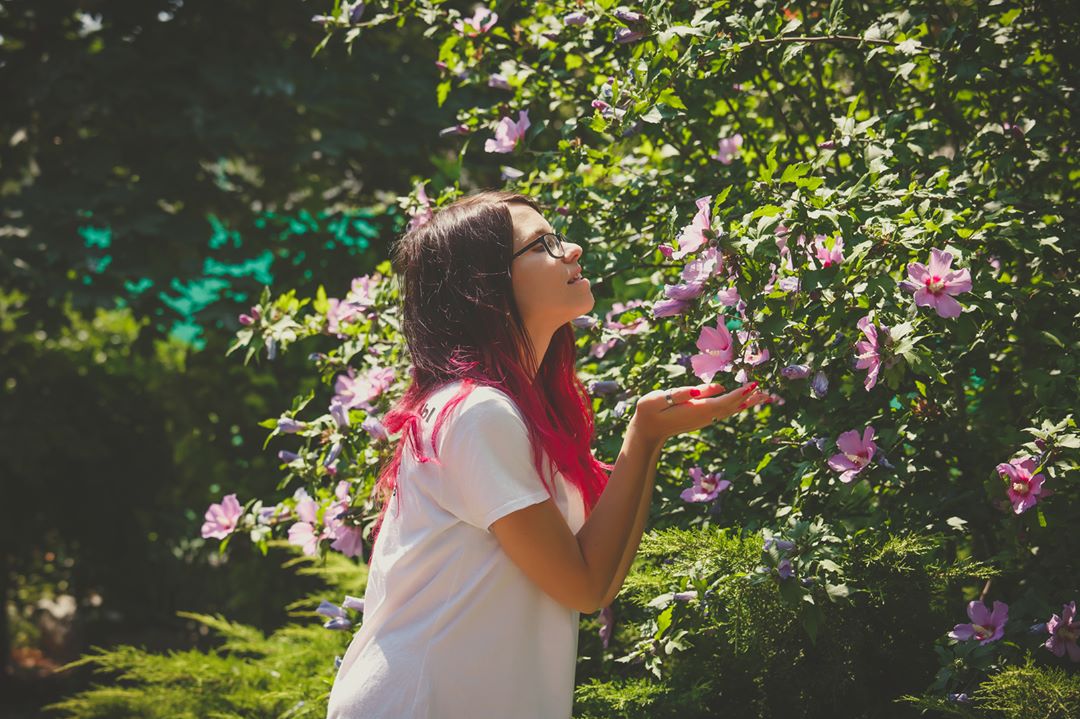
<box><xmin>655</xmin><ymin>605</ymin><xmax>674</xmax><ymax>638</ymax></box>
<box><xmin>436</xmin><ymin>80</ymin><xmax>451</xmax><ymax>108</ymax></box>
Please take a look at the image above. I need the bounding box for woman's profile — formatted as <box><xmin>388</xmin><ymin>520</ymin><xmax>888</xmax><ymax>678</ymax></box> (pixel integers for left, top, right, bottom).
<box><xmin>325</xmin><ymin>190</ymin><xmax>769</xmax><ymax>718</ymax></box>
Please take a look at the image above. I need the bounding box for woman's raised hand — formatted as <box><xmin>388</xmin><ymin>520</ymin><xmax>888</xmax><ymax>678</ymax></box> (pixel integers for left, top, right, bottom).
<box><xmin>627</xmin><ymin>382</ymin><xmax>772</xmax><ymax>445</ymax></box>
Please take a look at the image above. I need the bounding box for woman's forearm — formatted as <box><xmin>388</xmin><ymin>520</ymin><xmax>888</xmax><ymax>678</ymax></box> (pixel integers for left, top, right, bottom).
<box><xmin>597</xmin><ymin>439</ymin><xmax>663</xmax><ymax>608</ymax></box>
<box><xmin>574</xmin><ymin>421</ymin><xmax>662</xmax><ymax>611</ymax></box>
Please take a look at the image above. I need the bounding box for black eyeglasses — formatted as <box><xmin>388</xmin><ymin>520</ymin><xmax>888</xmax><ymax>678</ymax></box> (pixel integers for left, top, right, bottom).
<box><xmin>511</xmin><ymin>232</ymin><xmax>566</xmax><ymax>262</ymax></box>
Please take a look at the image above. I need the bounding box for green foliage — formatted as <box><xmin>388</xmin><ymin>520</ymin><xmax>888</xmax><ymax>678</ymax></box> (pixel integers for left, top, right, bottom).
<box><xmin>45</xmin><ymin>545</ymin><xmax>362</xmax><ymax>719</ymax></box>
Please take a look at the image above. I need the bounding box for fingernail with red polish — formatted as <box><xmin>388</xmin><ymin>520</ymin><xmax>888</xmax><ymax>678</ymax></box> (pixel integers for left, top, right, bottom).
<box><xmin>690</xmin><ymin>389</ymin><xmax>701</xmax><ymax>397</ymax></box>
<box><xmin>737</xmin><ymin>402</ymin><xmax>747</xmax><ymax>410</ymax></box>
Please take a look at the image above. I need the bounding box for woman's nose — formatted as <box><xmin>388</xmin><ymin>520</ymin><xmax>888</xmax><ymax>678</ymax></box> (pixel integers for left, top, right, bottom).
<box><xmin>564</xmin><ymin>242</ymin><xmax>583</xmax><ymax>262</ymax></box>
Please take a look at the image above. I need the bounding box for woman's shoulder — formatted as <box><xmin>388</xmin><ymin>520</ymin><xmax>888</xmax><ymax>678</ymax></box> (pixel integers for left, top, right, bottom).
<box><xmin>425</xmin><ymin>381</ymin><xmax>524</xmax><ymax>429</ymax></box>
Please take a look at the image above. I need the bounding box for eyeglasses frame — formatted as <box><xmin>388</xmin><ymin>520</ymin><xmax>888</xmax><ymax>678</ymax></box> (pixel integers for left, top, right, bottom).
<box><xmin>510</xmin><ymin>232</ymin><xmax>567</xmax><ymax>263</ymax></box>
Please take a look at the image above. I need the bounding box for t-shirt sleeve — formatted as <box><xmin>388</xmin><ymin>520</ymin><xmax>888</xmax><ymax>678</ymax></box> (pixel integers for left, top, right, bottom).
<box><xmin>436</xmin><ymin>391</ymin><xmax>552</xmax><ymax>532</ymax></box>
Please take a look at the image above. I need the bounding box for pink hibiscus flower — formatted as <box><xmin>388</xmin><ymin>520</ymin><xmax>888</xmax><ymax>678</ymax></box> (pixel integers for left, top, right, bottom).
<box><xmin>201</xmin><ymin>494</ymin><xmax>243</xmax><ymax>540</ymax></box>
<box><xmin>326</xmin><ymin>481</ymin><xmax>365</xmax><ymax>559</ymax></box>
<box><xmin>827</xmin><ymin>426</ymin><xmax>877</xmax><ymax>483</ymax></box>
<box><xmin>690</xmin><ymin>318</ymin><xmax>735</xmax><ymax>384</ymax></box>
<box><xmin>949</xmin><ymin>600</ymin><xmax>1008</xmax><ymax>645</ymax></box>
<box><xmin>672</xmin><ymin>196</ymin><xmax>713</xmax><ymax>261</ymax></box>
<box><xmin>813</xmin><ymin>234</ymin><xmax>844</xmax><ymax>268</ymax></box>
<box><xmin>854</xmin><ymin>315</ymin><xmax>883</xmax><ymax>391</ymax></box>
<box><xmin>680</xmin><ymin>467</ymin><xmax>731</xmax><ymax>502</ymax></box>
<box><xmin>453</xmin><ymin>7</ymin><xmax>497</xmax><ymax>36</ymax></box>
<box><xmin>902</xmin><ymin>248</ymin><xmax>973</xmax><ymax>319</ymax></box>
<box><xmin>406</xmin><ymin>182</ymin><xmax>434</xmax><ymax>233</ymax></box>
<box><xmin>711</xmin><ymin>134</ymin><xmax>743</xmax><ymax>164</ymax></box>
<box><xmin>1044</xmin><ymin>601</ymin><xmax>1080</xmax><ymax>662</ymax></box>
<box><xmin>333</xmin><ymin>366</ymin><xmax>396</xmax><ymax>411</ymax></box>
<box><xmin>484</xmin><ymin>110</ymin><xmax>530</xmax><ymax>153</ymax></box>
<box><xmin>996</xmin><ymin>456</ymin><xmax>1047</xmax><ymax>514</ymax></box>
<box><xmin>287</xmin><ymin>491</ymin><xmax>325</xmax><ymax>556</ymax></box>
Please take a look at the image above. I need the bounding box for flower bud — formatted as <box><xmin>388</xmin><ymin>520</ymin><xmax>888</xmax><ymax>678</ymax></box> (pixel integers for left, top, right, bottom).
<box><xmin>277</xmin><ymin>418</ymin><xmax>304</xmax><ymax>433</ymax></box>
<box><xmin>564</xmin><ymin>12</ymin><xmax>588</xmax><ymax>26</ymax></box>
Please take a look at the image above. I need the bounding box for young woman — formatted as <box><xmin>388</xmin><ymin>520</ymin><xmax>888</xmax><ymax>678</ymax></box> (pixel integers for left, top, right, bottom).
<box><xmin>326</xmin><ymin>190</ymin><xmax>770</xmax><ymax>718</ymax></box>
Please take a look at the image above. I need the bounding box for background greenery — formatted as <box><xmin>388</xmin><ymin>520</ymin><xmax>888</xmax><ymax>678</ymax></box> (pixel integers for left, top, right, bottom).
<box><xmin>4</xmin><ymin>1</ymin><xmax>1078</xmax><ymax>718</ymax></box>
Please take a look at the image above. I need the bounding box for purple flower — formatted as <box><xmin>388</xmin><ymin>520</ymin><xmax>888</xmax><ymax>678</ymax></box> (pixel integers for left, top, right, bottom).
<box><xmin>317</xmin><ymin>599</ymin><xmax>348</xmax><ymax>620</ymax></box>
<box><xmin>329</xmin><ymin>399</ymin><xmax>350</xmax><ymax>429</ymax></box>
<box><xmin>614</xmin><ymin>27</ymin><xmax>644</xmax><ymax>44</ymax></box>
<box><xmin>827</xmin><ymin>426</ymin><xmax>877</xmax><ymax>483</ymax></box>
<box><xmin>711</xmin><ymin>134</ymin><xmax>743</xmax><ymax>165</ymax></box>
<box><xmin>323</xmin><ymin>617</ymin><xmax>352</xmax><ymax>631</ymax></box>
<box><xmin>664</xmin><ymin>281</ymin><xmax>705</xmax><ymax>301</ymax></box>
<box><xmin>323</xmin><ymin>442</ymin><xmax>343</xmax><ymax>469</ymax></box>
<box><xmin>781</xmin><ymin>364</ymin><xmax>811</xmax><ymax>380</ymax></box>
<box><xmin>438</xmin><ymin>123</ymin><xmax>471</xmax><ymax>137</ymax></box>
<box><xmin>614</xmin><ymin>8</ymin><xmax>645</xmax><ymax>23</ymax></box>
<box><xmin>947</xmin><ymin>693</ymin><xmax>971</xmax><ymax>704</ymax></box>
<box><xmin>680</xmin><ymin>467</ymin><xmax>731</xmax><ymax>503</ymax></box>
<box><xmin>200</xmin><ymin>494</ymin><xmax>243</xmax><ymax>540</ymax></box>
<box><xmin>572</xmin><ymin>315</ymin><xmax>600</xmax><ymax>330</ymax></box>
<box><xmin>361</xmin><ymin>415</ymin><xmax>389</xmax><ymax>442</ymax></box>
<box><xmin>487</xmin><ymin>73</ymin><xmax>512</xmax><ymax>91</ymax></box>
<box><xmin>343</xmin><ymin>595</ymin><xmax>365</xmax><ymax>613</ymax></box>
<box><xmin>673</xmin><ymin>591</ymin><xmax>698</xmax><ymax>602</ymax></box>
<box><xmin>588</xmin><ymin>380</ymin><xmax>621</xmax><ymax>396</ymax></box>
<box><xmin>484</xmin><ymin>110</ymin><xmax>530</xmax><ymax>153</ymax></box>
<box><xmin>903</xmin><ymin>248</ymin><xmax>973</xmax><ymax>319</ymax></box>
<box><xmin>1043</xmin><ymin>601</ymin><xmax>1080</xmax><ymax>662</ymax></box>
<box><xmin>763</xmin><ymin>538</ymin><xmax>795</xmax><ymax>552</ymax></box>
<box><xmin>777</xmin><ymin>559</ymin><xmax>794</xmax><ymax>580</ymax></box>
<box><xmin>996</xmin><ymin>456</ymin><xmax>1047</xmax><ymax>515</ymax></box>
<box><xmin>564</xmin><ymin>12</ymin><xmax>589</xmax><ymax>26</ymax></box>
<box><xmin>599</xmin><ymin>605</ymin><xmax>615</xmax><ymax>648</ymax></box>
<box><xmin>277</xmin><ymin>450</ymin><xmax>300</xmax><ymax>463</ymax></box>
<box><xmin>810</xmin><ymin>371</ymin><xmax>829</xmax><ymax>398</ymax></box>
<box><xmin>949</xmin><ymin>600</ymin><xmax>1008</xmax><ymax>644</ymax></box>
<box><xmin>345</xmin><ymin>2</ymin><xmax>365</xmax><ymax>24</ymax></box>
<box><xmin>238</xmin><ymin>313</ymin><xmax>255</xmax><ymax>326</ymax></box>
<box><xmin>277</xmin><ymin>417</ymin><xmax>304</xmax><ymax>433</ymax></box>
<box><xmin>818</xmin><ymin>140</ymin><xmax>837</xmax><ymax>150</ymax></box>
<box><xmin>652</xmin><ymin>297</ymin><xmax>693</xmax><ymax>318</ymax></box>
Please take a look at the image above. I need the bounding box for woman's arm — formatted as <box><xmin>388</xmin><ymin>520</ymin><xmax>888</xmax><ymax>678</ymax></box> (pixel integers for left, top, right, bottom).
<box><xmin>594</xmin><ymin>439</ymin><xmax>663</xmax><ymax>609</ymax></box>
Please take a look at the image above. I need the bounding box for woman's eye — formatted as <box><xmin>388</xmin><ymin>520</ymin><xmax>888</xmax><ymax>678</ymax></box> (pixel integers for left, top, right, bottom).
<box><xmin>533</xmin><ymin>245</ymin><xmax>545</xmax><ymax>252</ymax></box>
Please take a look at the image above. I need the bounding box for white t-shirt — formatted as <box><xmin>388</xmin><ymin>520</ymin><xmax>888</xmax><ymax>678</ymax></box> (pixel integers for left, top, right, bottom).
<box><xmin>326</xmin><ymin>381</ymin><xmax>588</xmax><ymax>719</ymax></box>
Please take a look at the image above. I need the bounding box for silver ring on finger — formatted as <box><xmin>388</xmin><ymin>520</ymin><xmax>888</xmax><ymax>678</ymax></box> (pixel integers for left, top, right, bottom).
<box><xmin>664</xmin><ymin>389</ymin><xmax>674</xmax><ymax>406</ymax></box>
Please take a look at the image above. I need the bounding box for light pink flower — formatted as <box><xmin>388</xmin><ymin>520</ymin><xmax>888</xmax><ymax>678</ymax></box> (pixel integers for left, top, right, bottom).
<box><xmin>711</xmin><ymin>134</ymin><xmax>743</xmax><ymax>164</ymax></box>
<box><xmin>453</xmin><ymin>7</ymin><xmax>497</xmax><ymax>36</ymax></box>
<box><xmin>201</xmin><ymin>494</ymin><xmax>243</xmax><ymax>540</ymax></box>
<box><xmin>406</xmin><ymin>182</ymin><xmax>434</xmax><ymax>233</ymax></box>
<box><xmin>1044</xmin><ymin>601</ymin><xmax>1080</xmax><ymax>662</ymax></box>
<box><xmin>672</xmin><ymin>196</ymin><xmax>713</xmax><ymax>261</ymax></box>
<box><xmin>716</xmin><ymin>287</ymin><xmax>741</xmax><ymax>306</ymax></box>
<box><xmin>604</xmin><ymin>300</ymin><xmax>650</xmax><ymax>336</ymax></box>
<box><xmin>813</xmin><ymin>234</ymin><xmax>844</xmax><ymax>268</ymax></box>
<box><xmin>326</xmin><ymin>481</ymin><xmax>365</xmax><ymax>559</ymax></box>
<box><xmin>854</xmin><ymin>315</ymin><xmax>882</xmax><ymax>391</ymax></box>
<box><xmin>287</xmin><ymin>492</ymin><xmax>325</xmax><ymax>556</ymax></box>
<box><xmin>680</xmin><ymin>467</ymin><xmax>731</xmax><ymax>502</ymax></box>
<box><xmin>827</xmin><ymin>426</ymin><xmax>877</xmax><ymax>483</ymax></box>
<box><xmin>903</xmin><ymin>248</ymin><xmax>973</xmax><ymax>319</ymax></box>
<box><xmin>681</xmin><ymin>246</ymin><xmax>724</xmax><ymax>283</ymax></box>
<box><xmin>326</xmin><ymin>298</ymin><xmax>365</xmax><ymax>337</ymax></box>
<box><xmin>737</xmin><ymin>330</ymin><xmax>770</xmax><ymax>367</ymax></box>
<box><xmin>487</xmin><ymin>73</ymin><xmax>512</xmax><ymax>90</ymax></box>
<box><xmin>652</xmin><ymin>298</ymin><xmax>693</xmax><ymax>318</ymax></box>
<box><xmin>996</xmin><ymin>456</ymin><xmax>1047</xmax><ymax>514</ymax></box>
<box><xmin>949</xmin><ymin>600</ymin><xmax>1008</xmax><ymax>645</ymax></box>
<box><xmin>334</xmin><ymin>366</ymin><xmax>396</xmax><ymax>411</ymax></box>
<box><xmin>484</xmin><ymin>110</ymin><xmax>530</xmax><ymax>153</ymax></box>
<box><xmin>690</xmin><ymin>318</ymin><xmax>735</xmax><ymax>384</ymax></box>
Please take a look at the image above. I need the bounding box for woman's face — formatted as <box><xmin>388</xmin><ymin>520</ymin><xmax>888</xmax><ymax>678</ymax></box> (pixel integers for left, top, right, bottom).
<box><xmin>507</xmin><ymin>203</ymin><xmax>594</xmax><ymax>337</ymax></box>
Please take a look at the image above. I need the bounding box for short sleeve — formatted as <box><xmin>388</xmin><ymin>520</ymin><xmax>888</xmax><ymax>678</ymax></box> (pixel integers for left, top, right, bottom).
<box><xmin>436</xmin><ymin>390</ymin><xmax>552</xmax><ymax>532</ymax></box>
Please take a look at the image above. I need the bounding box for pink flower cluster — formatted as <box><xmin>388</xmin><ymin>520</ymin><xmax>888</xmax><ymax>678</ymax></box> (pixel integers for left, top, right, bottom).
<box><xmin>996</xmin><ymin>456</ymin><xmax>1047</xmax><ymax>514</ymax></box>
<box><xmin>287</xmin><ymin>481</ymin><xmax>365</xmax><ymax>559</ymax></box>
<box><xmin>680</xmin><ymin>466</ymin><xmax>731</xmax><ymax>503</ymax></box>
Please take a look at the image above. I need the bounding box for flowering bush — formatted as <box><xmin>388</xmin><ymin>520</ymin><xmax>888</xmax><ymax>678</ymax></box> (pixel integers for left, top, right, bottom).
<box><xmin>198</xmin><ymin>1</ymin><xmax>1078</xmax><ymax>716</ymax></box>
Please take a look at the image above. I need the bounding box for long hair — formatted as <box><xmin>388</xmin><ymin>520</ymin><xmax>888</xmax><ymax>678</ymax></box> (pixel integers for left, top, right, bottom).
<box><xmin>369</xmin><ymin>190</ymin><xmax>612</xmax><ymax>550</ymax></box>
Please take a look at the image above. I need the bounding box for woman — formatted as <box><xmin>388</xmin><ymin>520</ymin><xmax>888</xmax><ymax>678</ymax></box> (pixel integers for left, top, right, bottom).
<box><xmin>326</xmin><ymin>190</ymin><xmax>769</xmax><ymax>718</ymax></box>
